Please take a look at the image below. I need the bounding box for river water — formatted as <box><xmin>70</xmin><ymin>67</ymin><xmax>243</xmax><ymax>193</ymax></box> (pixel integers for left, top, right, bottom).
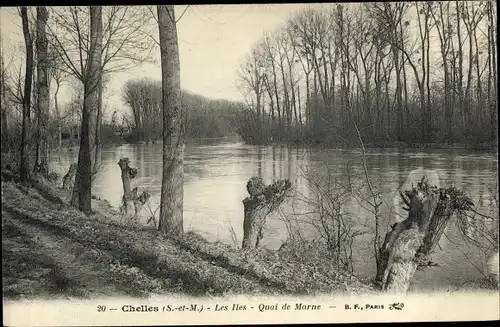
<box><xmin>49</xmin><ymin>139</ymin><xmax>499</xmax><ymax>292</ymax></box>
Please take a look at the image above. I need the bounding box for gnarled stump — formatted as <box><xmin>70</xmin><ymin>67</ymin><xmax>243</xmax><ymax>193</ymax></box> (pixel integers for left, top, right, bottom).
<box><xmin>131</xmin><ymin>186</ymin><xmax>151</xmax><ymax>217</ymax></box>
<box><xmin>376</xmin><ymin>176</ymin><xmax>474</xmax><ymax>294</ymax></box>
<box><xmin>33</xmin><ymin>162</ymin><xmax>48</xmax><ymax>177</ymax></box>
<box><xmin>62</xmin><ymin>163</ymin><xmax>77</xmax><ymax>189</ymax></box>
<box><xmin>242</xmin><ymin>177</ymin><xmax>292</xmax><ymax>249</ymax></box>
<box><xmin>118</xmin><ymin>158</ymin><xmax>150</xmax><ymax>222</ymax></box>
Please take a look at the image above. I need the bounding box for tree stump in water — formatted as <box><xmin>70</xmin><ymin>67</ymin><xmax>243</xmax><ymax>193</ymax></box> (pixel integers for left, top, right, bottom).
<box><xmin>118</xmin><ymin>158</ymin><xmax>150</xmax><ymax>222</ymax></box>
<box><xmin>242</xmin><ymin>177</ymin><xmax>292</xmax><ymax>249</ymax></box>
<box><xmin>376</xmin><ymin>176</ymin><xmax>474</xmax><ymax>294</ymax></box>
<box><xmin>62</xmin><ymin>163</ymin><xmax>77</xmax><ymax>189</ymax></box>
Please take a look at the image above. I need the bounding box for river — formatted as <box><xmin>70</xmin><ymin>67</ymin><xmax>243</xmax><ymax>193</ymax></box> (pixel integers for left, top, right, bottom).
<box><xmin>49</xmin><ymin>139</ymin><xmax>499</xmax><ymax>292</ymax></box>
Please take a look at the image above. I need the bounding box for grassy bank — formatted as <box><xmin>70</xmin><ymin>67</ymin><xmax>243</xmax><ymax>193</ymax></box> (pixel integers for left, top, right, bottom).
<box><xmin>1</xmin><ymin>171</ymin><xmax>376</xmax><ymax>300</ymax></box>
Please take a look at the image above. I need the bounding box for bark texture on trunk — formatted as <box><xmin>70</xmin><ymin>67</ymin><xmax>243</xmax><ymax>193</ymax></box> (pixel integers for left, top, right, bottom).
<box><xmin>71</xmin><ymin>6</ymin><xmax>102</xmax><ymax>213</ymax></box>
<box><xmin>375</xmin><ymin>176</ymin><xmax>474</xmax><ymax>294</ymax></box>
<box><xmin>157</xmin><ymin>5</ymin><xmax>184</xmax><ymax>237</ymax></box>
<box><xmin>94</xmin><ymin>77</ymin><xmax>103</xmax><ymax>174</ymax></box>
<box><xmin>20</xmin><ymin>7</ymin><xmax>34</xmax><ymax>184</ymax></box>
<box><xmin>35</xmin><ymin>7</ymin><xmax>50</xmax><ymax>176</ymax></box>
<box><xmin>62</xmin><ymin>163</ymin><xmax>77</xmax><ymax>189</ymax></box>
<box><xmin>242</xmin><ymin>177</ymin><xmax>291</xmax><ymax>249</ymax></box>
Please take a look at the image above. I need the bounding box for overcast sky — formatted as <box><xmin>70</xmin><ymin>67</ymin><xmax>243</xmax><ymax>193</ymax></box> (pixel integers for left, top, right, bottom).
<box><xmin>0</xmin><ymin>4</ymin><xmax>325</xmax><ymax>117</ymax></box>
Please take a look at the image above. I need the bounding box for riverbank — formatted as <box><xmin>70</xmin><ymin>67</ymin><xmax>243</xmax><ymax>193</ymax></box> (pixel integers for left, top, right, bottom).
<box><xmin>50</xmin><ymin>133</ymin><xmax>498</xmax><ymax>152</ymax></box>
<box><xmin>1</xmin><ymin>171</ymin><xmax>375</xmax><ymax>300</ymax></box>
<box><xmin>243</xmin><ymin>138</ymin><xmax>498</xmax><ymax>152</ymax></box>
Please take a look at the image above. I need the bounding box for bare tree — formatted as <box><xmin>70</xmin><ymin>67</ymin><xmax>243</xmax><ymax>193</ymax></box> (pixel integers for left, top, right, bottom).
<box><xmin>122</xmin><ymin>78</ymin><xmax>162</xmax><ymax>142</ymax></box>
<box><xmin>157</xmin><ymin>5</ymin><xmax>184</xmax><ymax>237</ymax></box>
<box><xmin>486</xmin><ymin>0</ymin><xmax>497</xmax><ymax>140</ymax></box>
<box><xmin>34</xmin><ymin>6</ymin><xmax>50</xmax><ymax>176</ymax></box>
<box><xmin>236</xmin><ymin>42</ymin><xmax>266</xmax><ymax>136</ymax></box>
<box><xmin>70</xmin><ymin>6</ymin><xmax>102</xmax><ymax>213</ymax></box>
<box><xmin>19</xmin><ymin>7</ymin><xmax>34</xmax><ymax>184</ymax></box>
<box><xmin>430</xmin><ymin>2</ymin><xmax>455</xmax><ymax>140</ymax></box>
<box><xmin>47</xmin><ymin>43</ymin><xmax>70</xmax><ymax>149</ymax></box>
<box><xmin>47</xmin><ymin>6</ymin><xmax>155</xmax><ymax>171</ymax></box>
<box><xmin>0</xmin><ymin>29</ymin><xmax>8</xmax><ymax>152</ymax></box>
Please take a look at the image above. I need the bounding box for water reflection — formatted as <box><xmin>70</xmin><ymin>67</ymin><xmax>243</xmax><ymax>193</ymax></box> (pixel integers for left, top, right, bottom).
<box><xmin>49</xmin><ymin>142</ymin><xmax>498</xmax><ymax>291</ymax></box>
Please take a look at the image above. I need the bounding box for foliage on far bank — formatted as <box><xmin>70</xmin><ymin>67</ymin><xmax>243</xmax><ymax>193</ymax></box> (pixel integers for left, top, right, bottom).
<box><xmin>121</xmin><ymin>78</ymin><xmax>244</xmax><ymax>143</ymax></box>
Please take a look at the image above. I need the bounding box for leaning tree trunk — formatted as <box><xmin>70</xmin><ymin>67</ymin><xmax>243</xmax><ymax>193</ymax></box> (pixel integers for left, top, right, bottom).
<box><xmin>118</xmin><ymin>157</ymin><xmax>150</xmax><ymax>223</ymax></box>
<box><xmin>157</xmin><ymin>5</ymin><xmax>184</xmax><ymax>237</ymax></box>
<box><xmin>242</xmin><ymin>177</ymin><xmax>292</xmax><ymax>249</ymax></box>
<box><xmin>62</xmin><ymin>162</ymin><xmax>77</xmax><ymax>189</ymax></box>
<box><xmin>375</xmin><ymin>176</ymin><xmax>474</xmax><ymax>294</ymax></box>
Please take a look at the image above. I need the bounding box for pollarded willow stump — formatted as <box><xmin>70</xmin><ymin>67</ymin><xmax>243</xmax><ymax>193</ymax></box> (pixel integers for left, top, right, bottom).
<box><xmin>62</xmin><ymin>163</ymin><xmax>77</xmax><ymax>189</ymax></box>
<box><xmin>118</xmin><ymin>158</ymin><xmax>150</xmax><ymax>222</ymax></box>
<box><xmin>242</xmin><ymin>177</ymin><xmax>292</xmax><ymax>249</ymax></box>
<box><xmin>376</xmin><ymin>176</ymin><xmax>474</xmax><ymax>294</ymax></box>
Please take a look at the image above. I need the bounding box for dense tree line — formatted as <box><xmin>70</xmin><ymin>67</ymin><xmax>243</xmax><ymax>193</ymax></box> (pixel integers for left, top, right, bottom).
<box><xmin>236</xmin><ymin>2</ymin><xmax>497</xmax><ymax>146</ymax></box>
<box><xmin>122</xmin><ymin>78</ymin><xmax>243</xmax><ymax>142</ymax></box>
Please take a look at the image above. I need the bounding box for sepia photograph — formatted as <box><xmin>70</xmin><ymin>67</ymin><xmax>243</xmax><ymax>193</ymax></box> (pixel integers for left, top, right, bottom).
<box><xmin>1</xmin><ymin>2</ymin><xmax>499</xmax><ymax>326</ymax></box>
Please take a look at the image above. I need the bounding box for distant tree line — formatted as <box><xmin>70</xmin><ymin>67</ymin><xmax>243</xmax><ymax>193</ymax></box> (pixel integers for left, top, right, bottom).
<box><xmin>236</xmin><ymin>1</ymin><xmax>497</xmax><ymax>147</ymax></box>
<box><xmin>122</xmin><ymin>77</ymin><xmax>244</xmax><ymax>143</ymax></box>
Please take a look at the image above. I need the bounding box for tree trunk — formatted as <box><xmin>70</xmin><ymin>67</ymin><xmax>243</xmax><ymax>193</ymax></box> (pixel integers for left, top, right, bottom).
<box><xmin>487</xmin><ymin>5</ymin><xmax>497</xmax><ymax>140</ymax></box>
<box><xmin>392</xmin><ymin>47</ymin><xmax>403</xmax><ymax>142</ymax></box>
<box><xmin>62</xmin><ymin>163</ymin><xmax>77</xmax><ymax>189</ymax></box>
<box><xmin>118</xmin><ymin>157</ymin><xmax>137</xmax><ymax>218</ymax></box>
<box><xmin>270</xmin><ymin>57</ymin><xmax>282</xmax><ymax>139</ymax></box>
<box><xmin>35</xmin><ymin>6</ymin><xmax>50</xmax><ymax>176</ymax></box>
<box><xmin>157</xmin><ymin>5</ymin><xmax>184</xmax><ymax>237</ymax></box>
<box><xmin>472</xmin><ymin>24</ymin><xmax>482</xmax><ymax>132</ymax></box>
<box><xmin>71</xmin><ymin>6</ymin><xmax>102</xmax><ymax>213</ymax></box>
<box><xmin>401</xmin><ymin>50</ymin><xmax>409</xmax><ymax>139</ymax></box>
<box><xmin>117</xmin><ymin>157</ymin><xmax>151</xmax><ymax>223</ymax></box>
<box><xmin>20</xmin><ymin>7</ymin><xmax>34</xmax><ymax>184</ymax></box>
<box><xmin>375</xmin><ymin>176</ymin><xmax>474</xmax><ymax>294</ymax></box>
<box><xmin>425</xmin><ymin>19</ymin><xmax>431</xmax><ymax>142</ymax></box>
<box><xmin>0</xmin><ymin>30</ymin><xmax>8</xmax><ymax>152</ymax></box>
<box><xmin>242</xmin><ymin>177</ymin><xmax>291</xmax><ymax>249</ymax></box>
<box><xmin>305</xmin><ymin>71</ymin><xmax>310</xmax><ymax>130</ymax></box>
<box><xmin>297</xmin><ymin>85</ymin><xmax>302</xmax><ymax>133</ymax></box>
<box><xmin>94</xmin><ymin>75</ymin><xmax>103</xmax><ymax>174</ymax></box>
<box><xmin>54</xmin><ymin>82</ymin><xmax>62</xmax><ymax>148</ymax></box>
<box><xmin>455</xmin><ymin>1</ymin><xmax>465</xmax><ymax>130</ymax></box>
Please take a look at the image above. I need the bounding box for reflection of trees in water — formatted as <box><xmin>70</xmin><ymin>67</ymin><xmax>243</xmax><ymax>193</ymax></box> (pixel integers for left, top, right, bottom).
<box><xmin>279</xmin><ymin>145</ymin><xmax>284</xmax><ymax>180</ymax></box>
<box><xmin>272</xmin><ymin>146</ymin><xmax>276</xmax><ymax>177</ymax></box>
<box><xmin>287</xmin><ymin>146</ymin><xmax>292</xmax><ymax>182</ymax></box>
<box><xmin>257</xmin><ymin>146</ymin><xmax>262</xmax><ymax>178</ymax></box>
<box><xmin>254</xmin><ymin>145</ymin><xmax>302</xmax><ymax>183</ymax></box>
